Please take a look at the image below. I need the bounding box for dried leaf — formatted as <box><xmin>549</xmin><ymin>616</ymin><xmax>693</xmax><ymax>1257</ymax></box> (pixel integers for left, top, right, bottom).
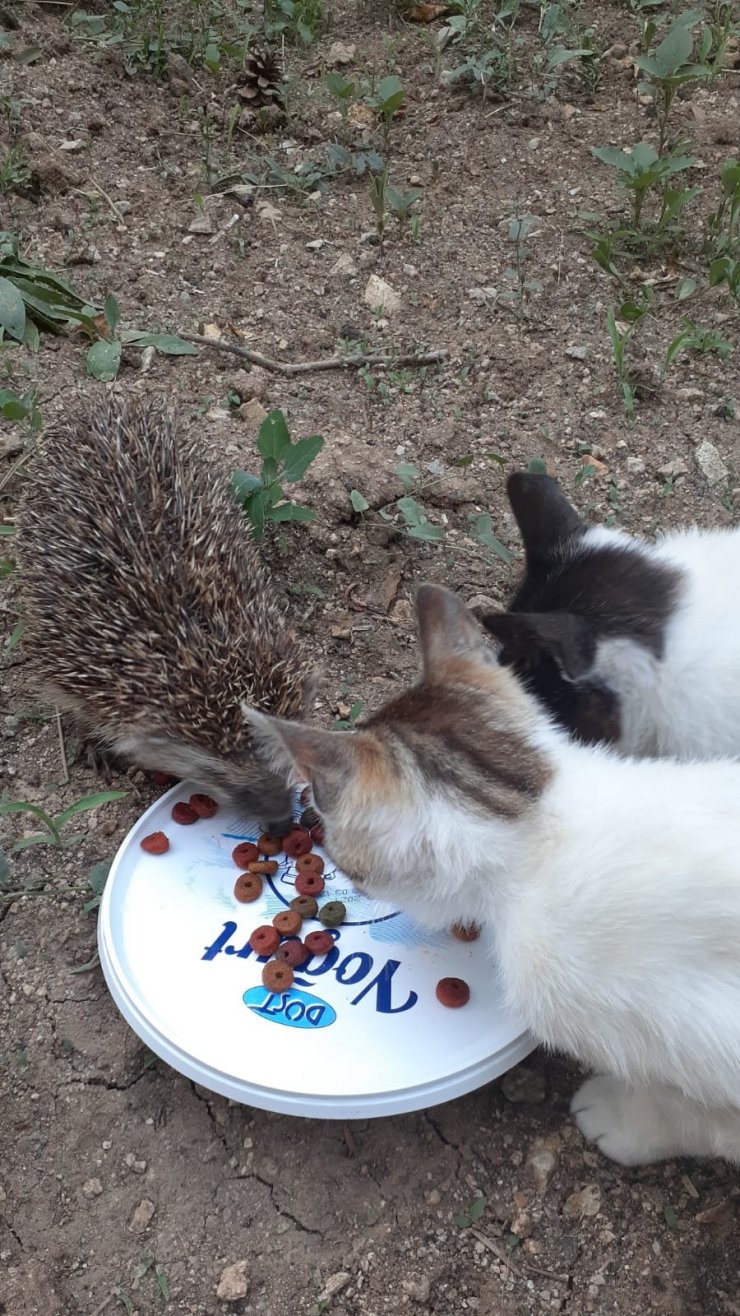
<box><xmin>407</xmin><ymin>2</ymin><xmax>450</xmax><ymax>21</ymax></box>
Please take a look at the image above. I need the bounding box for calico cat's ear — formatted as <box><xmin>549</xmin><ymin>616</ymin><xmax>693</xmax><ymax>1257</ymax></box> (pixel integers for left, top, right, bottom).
<box><xmin>507</xmin><ymin>473</ymin><xmax>585</xmax><ymax>568</ymax></box>
<box><xmin>243</xmin><ymin>707</ymin><xmax>376</xmax><ymax>811</ymax></box>
<box><xmin>415</xmin><ymin>584</ymin><xmax>486</xmax><ymax>680</ymax></box>
<box><xmin>480</xmin><ymin>610</ymin><xmax>596</xmax><ymax>681</ymax></box>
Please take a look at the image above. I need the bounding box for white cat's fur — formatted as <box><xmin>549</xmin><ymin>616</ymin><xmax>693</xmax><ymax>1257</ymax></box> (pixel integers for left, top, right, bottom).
<box><xmin>584</xmin><ymin>524</ymin><xmax>740</xmax><ymax>760</ymax></box>
<box><xmin>249</xmin><ymin>585</ymin><xmax>740</xmax><ymax>1166</ymax></box>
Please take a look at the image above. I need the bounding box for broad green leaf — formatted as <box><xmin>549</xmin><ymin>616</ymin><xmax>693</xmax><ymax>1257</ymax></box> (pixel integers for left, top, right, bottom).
<box><xmin>87</xmin><ymin>338</ymin><xmax>121</xmax><ymax>381</ymax></box>
<box><xmin>407</xmin><ymin>521</ymin><xmax>444</xmax><ymax>542</ymax></box>
<box><xmin>88</xmin><ymin>859</ymin><xmax>112</xmax><ymax>896</ymax></box>
<box><xmin>468</xmin><ymin>513</ymin><xmax>514</xmax><ymax>564</ymax></box>
<box><xmin>675</xmin><ymin>277</ymin><xmax>696</xmax><ymax>301</ymax></box>
<box><xmin>395</xmin><ymin>461</ymin><xmax>420</xmax><ymax>490</ymax></box>
<box><xmin>281</xmin><ymin>433</ymin><xmax>324</xmax><ymax>483</ymax></box>
<box><xmin>257</xmin><ymin>409</ymin><xmax>292</xmax><ymax>464</ymax></box>
<box><xmin>0</xmin><ymin>395</ymin><xmax>29</xmax><ymax>421</ymax></box>
<box><xmin>376</xmin><ymin>75</ymin><xmax>405</xmax><ymax>115</ymax></box>
<box><xmin>350</xmin><ymin>489</ymin><xmax>370</xmax><ymax>512</ymax></box>
<box><xmin>548</xmin><ymin>46</ymin><xmax>592</xmax><ymax>68</ymax></box>
<box><xmin>397</xmin><ymin>495</ymin><xmax>423</xmax><ymax>525</ymax></box>
<box><xmin>231</xmin><ymin>469</ymin><xmax>263</xmax><ymax>502</ymax></box>
<box><xmin>0</xmin><ymin>277</ymin><xmax>26</xmax><ymax>340</ymax></box>
<box><xmin>654</xmin><ymin>18</ymin><xmax>694</xmax><ymax>78</ymax></box>
<box><xmin>528</xmin><ymin>457</ymin><xmax>547</xmax><ymax>474</ymax></box>
<box><xmin>630</xmin><ymin>141</ymin><xmax>660</xmax><ymax>172</ymax></box>
<box><xmin>245</xmin><ymin>487</ymin><xmax>270</xmax><ymax>540</ymax></box>
<box><xmin>591</xmin><ymin>146</ymin><xmax>634</xmax><ymax>174</ymax></box>
<box><xmin>55</xmin><ymin>790</ymin><xmax>127</xmax><ymax>829</ymax></box>
<box><xmin>469</xmin><ymin>1196</ymin><xmax>487</xmax><ymax>1221</ymax></box>
<box><xmin>268</xmin><ymin>503</ymin><xmax>316</xmax><ymax>523</ymax></box>
<box><xmin>104</xmin><ymin>292</ymin><xmax>120</xmax><ymax>335</ymax></box>
<box><xmin>0</xmin><ymin>851</ymin><xmax>10</xmax><ymax>882</ymax></box>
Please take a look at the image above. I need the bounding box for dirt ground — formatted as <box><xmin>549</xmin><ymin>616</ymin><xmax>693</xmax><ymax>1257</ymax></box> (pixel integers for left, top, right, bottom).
<box><xmin>1</xmin><ymin>0</ymin><xmax>739</xmax><ymax>1313</ymax></box>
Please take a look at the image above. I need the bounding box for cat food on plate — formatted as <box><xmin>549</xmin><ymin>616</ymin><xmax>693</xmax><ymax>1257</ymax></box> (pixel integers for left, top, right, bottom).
<box><xmin>171</xmin><ymin>801</ymin><xmax>198</xmax><ymax>825</ymax></box>
<box><xmin>140</xmin><ymin>831</ymin><xmax>169</xmax><ymax>854</ymax></box>
<box><xmin>248</xmin><ymin>859</ymin><xmax>279</xmax><ymax>876</ymax></box>
<box><xmin>304</xmin><ymin>930</ymin><xmax>334</xmax><ymax>956</ymax></box>
<box><xmin>300</xmin><ymin>806</ymin><xmax>320</xmax><ymax>831</ymax></box>
<box><xmin>295</xmin><ymin>871</ymin><xmax>325</xmax><ymax>897</ymax></box>
<box><xmin>188</xmin><ymin>793</ymin><xmax>219</xmax><ymax>819</ymax></box>
<box><xmin>232</xmin><ymin>841</ymin><xmax>259</xmax><ymax>869</ymax></box>
<box><xmin>296</xmin><ymin>852</ymin><xmax>324</xmax><ymax>877</ymax></box>
<box><xmin>262</xmin><ymin>961</ymin><xmax>294</xmax><ymax>991</ymax></box>
<box><xmin>451</xmin><ymin>922</ymin><xmax>480</xmax><ymax>942</ymax></box>
<box><xmin>258</xmin><ymin>833</ymin><xmax>282</xmax><ymax>857</ymax></box>
<box><xmin>282</xmin><ymin>827</ymin><xmax>312</xmax><ymax>859</ymax></box>
<box><xmin>318</xmin><ymin>901</ymin><xmax>346</xmax><ymax>928</ymax></box>
<box><xmin>276</xmin><ymin>938</ymin><xmax>310</xmax><ymax>968</ymax></box>
<box><xmin>234</xmin><ymin>873</ymin><xmax>263</xmax><ymax>903</ymax></box>
<box><xmin>249</xmin><ymin>925</ymin><xmax>281</xmax><ymax>957</ymax></box>
<box><xmin>290</xmin><ymin>895</ymin><xmax>319</xmax><ymax>919</ymax></box>
<box><xmin>273</xmin><ymin>910</ymin><xmax>302</xmax><ymax>937</ymax></box>
<box><xmin>436</xmin><ymin>977</ymin><xmax>470</xmax><ymax>1008</ymax></box>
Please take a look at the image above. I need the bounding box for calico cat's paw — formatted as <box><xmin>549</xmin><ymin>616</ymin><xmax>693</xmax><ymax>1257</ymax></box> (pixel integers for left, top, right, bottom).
<box><xmin>571</xmin><ymin>1075</ymin><xmax>676</xmax><ymax>1166</ymax></box>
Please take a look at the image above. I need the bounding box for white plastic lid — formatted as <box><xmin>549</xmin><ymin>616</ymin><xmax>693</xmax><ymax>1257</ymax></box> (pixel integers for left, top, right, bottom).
<box><xmin>98</xmin><ymin>785</ymin><xmax>534</xmax><ymax>1118</ymax></box>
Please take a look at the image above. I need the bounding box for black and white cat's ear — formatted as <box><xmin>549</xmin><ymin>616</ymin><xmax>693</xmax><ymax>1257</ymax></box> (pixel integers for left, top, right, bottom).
<box><xmin>243</xmin><ymin>707</ymin><xmax>364</xmax><ymax>807</ymax></box>
<box><xmin>415</xmin><ymin>584</ymin><xmax>486</xmax><ymax>680</ymax></box>
<box><xmin>480</xmin><ymin>610</ymin><xmax>596</xmax><ymax>681</ymax></box>
<box><xmin>507</xmin><ymin>473</ymin><xmax>585</xmax><ymax>568</ymax></box>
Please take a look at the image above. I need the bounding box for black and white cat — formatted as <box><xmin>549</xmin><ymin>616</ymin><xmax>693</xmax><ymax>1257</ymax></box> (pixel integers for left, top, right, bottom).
<box><xmin>478</xmin><ymin>472</ymin><xmax>740</xmax><ymax>760</ymax></box>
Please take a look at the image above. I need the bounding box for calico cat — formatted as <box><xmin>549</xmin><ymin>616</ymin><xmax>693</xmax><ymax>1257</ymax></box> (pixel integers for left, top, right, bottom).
<box><xmin>477</xmin><ymin>472</ymin><xmax>740</xmax><ymax>759</ymax></box>
<box><xmin>246</xmin><ymin>585</ymin><xmax>740</xmax><ymax>1166</ymax></box>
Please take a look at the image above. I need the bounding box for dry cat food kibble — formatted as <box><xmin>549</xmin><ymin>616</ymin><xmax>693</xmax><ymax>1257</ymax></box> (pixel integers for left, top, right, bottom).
<box><xmin>273</xmin><ymin>910</ymin><xmax>302</xmax><ymax>937</ymax></box>
<box><xmin>290</xmin><ymin>895</ymin><xmax>319</xmax><ymax>919</ymax></box>
<box><xmin>435</xmin><ymin>977</ymin><xmax>471</xmax><ymax>1008</ymax></box>
<box><xmin>188</xmin><ymin>793</ymin><xmax>219</xmax><ymax>819</ymax></box>
<box><xmin>232</xmin><ymin>841</ymin><xmax>259</xmax><ymax>869</ymax></box>
<box><xmin>249</xmin><ymin>925</ymin><xmax>281</xmax><ymax>957</ymax></box>
<box><xmin>282</xmin><ymin>827</ymin><xmax>312</xmax><ymax>859</ymax></box>
<box><xmin>233</xmin><ymin>873</ymin><xmax>263</xmax><ymax>904</ymax></box>
<box><xmin>295</xmin><ymin>871</ymin><xmax>325</xmax><ymax>897</ymax></box>
<box><xmin>248</xmin><ymin>859</ymin><xmax>279</xmax><ymax>876</ymax></box>
<box><xmin>262</xmin><ymin>961</ymin><xmax>294</xmax><ymax>991</ymax></box>
<box><xmin>276</xmin><ymin>938</ymin><xmax>310</xmax><ymax>968</ymax></box>
<box><xmin>451</xmin><ymin>922</ymin><xmax>481</xmax><ymax>942</ymax></box>
<box><xmin>295</xmin><ymin>852</ymin><xmax>324</xmax><ymax>877</ymax></box>
<box><xmin>171</xmin><ymin>801</ymin><xmax>198</xmax><ymax>825</ymax></box>
<box><xmin>318</xmin><ymin>901</ymin><xmax>346</xmax><ymax>928</ymax></box>
<box><xmin>257</xmin><ymin>833</ymin><xmax>282</xmax><ymax>857</ymax></box>
<box><xmin>300</xmin><ymin>806</ymin><xmax>320</xmax><ymax>831</ymax></box>
<box><xmin>140</xmin><ymin>831</ymin><xmax>169</xmax><ymax>855</ymax></box>
<box><xmin>304</xmin><ymin>929</ymin><xmax>335</xmax><ymax>956</ymax></box>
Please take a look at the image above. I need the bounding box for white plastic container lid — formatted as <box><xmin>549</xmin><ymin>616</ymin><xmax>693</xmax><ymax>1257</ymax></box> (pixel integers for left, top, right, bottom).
<box><xmin>98</xmin><ymin>785</ymin><xmax>534</xmax><ymax>1118</ymax></box>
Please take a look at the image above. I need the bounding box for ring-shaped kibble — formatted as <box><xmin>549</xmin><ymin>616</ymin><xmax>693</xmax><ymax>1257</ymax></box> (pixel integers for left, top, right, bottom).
<box><xmin>300</xmin><ymin>806</ymin><xmax>320</xmax><ymax>832</ymax></box>
<box><xmin>189</xmin><ymin>793</ymin><xmax>219</xmax><ymax>819</ymax></box>
<box><xmin>172</xmin><ymin>801</ymin><xmax>198</xmax><ymax>825</ymax></box>
<box><xmin>295</xmin><ymin>852</ymin><xmax>324</xmax><ymax>877</ymax></box>
<box><xmin>234</xmin><ymin>873</ymin><xmax>263</xmax><ymax>903</ymax></box>
<box><xmin>140</xmin><ymin>831</ymin><xmax>169</xmax><ymax>854</ymax></box>
<box><xmin>282</xmin><ymin>827</ymin><xmax>312</xmax><ymax>859</ymax></box>
<box><xmin>295</xmin><ymin>871</ymin><xmax>325</xmax><ymax>897</ymax></box>
<box><xmin>276</xmin><ymin>938</ymin><xmax>310</xmax><ymax>968</ymax></box>
<box><xmin>318</xmin><ymin>900</ymin><xmax>346</xmax><ymax>928</ymax></box>
<box><xmin>273</xmin><ymin>909</ymin><xmax>302</xmax><ymax>937</ymax></box>
<box><xmin>232</xmin><ymin>841</ymin><xmax>259</xmax><ymax>869</ymax></box>
<box><xmin>249</xmin><ymin>925</ymin><xmax>281</xmax><ymax>957</ymax></box>
<box><xmin>248</xmin><ymin>860</ymin><xmax>279</xmax><ymax>876</ymax></box>
<box><xmin>290</xmin><ymin>895</ymin><xmax>318</xmax><ymax>920</ymax></box>
<box><xmin>451</xmin><ymin>922</ymin><xmax>481</xmax><ymax>942</ymax></box>
<box><xmin>304</xmin><ymin>929</ymin><xmax>334</xmax><ymax>956</ymax></box>
<box><xmin>309</xmin><ymin>822</ymin><xmax>325</xmax><ymax>848</ymax></box>
<box><xmin>258</xmin><ymin>833</ymin><xmax>282</xmax><ymax>857</ymax></box>
<box><xmin>262</xmin><ymin>960</ymin><xmax>294</xmax><ymax>991</ymax></box>
<box><xmin>435</xmin><ymin>977</ymin><xmax>471</xmax><ymax>1008</ymax></box>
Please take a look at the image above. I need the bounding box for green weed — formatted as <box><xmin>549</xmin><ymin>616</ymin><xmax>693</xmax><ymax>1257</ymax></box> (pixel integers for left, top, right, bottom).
<box><xmin>0</xmin><ymin>790</ymin><xmax>128</xmax><ymax>852</ymax></box>
<box><xmin>232</xmin><ymin>409</ymin><xmax>324</xmax><ymax>540</ymax></box>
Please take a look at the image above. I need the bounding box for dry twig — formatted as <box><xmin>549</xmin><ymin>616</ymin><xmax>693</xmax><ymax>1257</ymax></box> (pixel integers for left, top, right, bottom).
<box><xmin>179</xmin><ymin>332</ymin><xmax>448</xmax><ymax>376</ymax></box>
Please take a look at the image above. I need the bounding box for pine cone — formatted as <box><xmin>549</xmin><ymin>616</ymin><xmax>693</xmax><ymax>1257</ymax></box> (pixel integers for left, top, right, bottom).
<box><xmin>237</xmin><ymin>47</ymin><xmax>284</xmax><ymax>109</ymax></box>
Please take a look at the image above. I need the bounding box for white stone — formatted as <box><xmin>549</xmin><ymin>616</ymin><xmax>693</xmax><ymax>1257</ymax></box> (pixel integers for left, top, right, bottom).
<box><xmin>216</xmin><ymin>1260</ymin><xmax>249</xmax><ymax>1302</ymax></box>
<box><xmin>363</xmin><ymin>274</ymin><xmax>401</xmax><ymax>316</ymax></box>
<box><xmin>696</xmin><ymin>440</ymin><xmax>728</xmax><ymax>484</ymax></box>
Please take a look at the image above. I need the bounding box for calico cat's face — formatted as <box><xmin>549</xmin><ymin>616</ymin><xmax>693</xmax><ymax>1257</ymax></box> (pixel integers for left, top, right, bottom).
<box><xmin>475</xmin><ymin>473</ymin><xmax>681</xmax><ymax>748</ymax></box>
<box><xmin>245</xmin><ymin>586</ymin><xmax>552</xmax><ymax>925</ymax></box>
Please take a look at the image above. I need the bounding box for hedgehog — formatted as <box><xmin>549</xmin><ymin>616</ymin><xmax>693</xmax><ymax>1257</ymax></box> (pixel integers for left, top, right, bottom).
<box><xmin>17</xmin><ymin>394</ymin><xmax>316</xmax><ymax>832</ymax></box>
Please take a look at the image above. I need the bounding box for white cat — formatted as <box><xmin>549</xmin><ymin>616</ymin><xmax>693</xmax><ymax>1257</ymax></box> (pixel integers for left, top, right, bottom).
<box><xmin>479</xmin><ymin>472</ymin><xmax>740</xmax><ymax>761</ymax></box>
<box><xmin>247</xmin><ymin>585</ymin><xmax>740</xmax><ymax>1166</ymax></box>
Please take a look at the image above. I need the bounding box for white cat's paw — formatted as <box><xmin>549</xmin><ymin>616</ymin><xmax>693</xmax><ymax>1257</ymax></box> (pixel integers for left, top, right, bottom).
<box><xmin>571</xmin><ymin>1075</ymin><xmax>670</xmax><ymax>1167</ymax></box>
